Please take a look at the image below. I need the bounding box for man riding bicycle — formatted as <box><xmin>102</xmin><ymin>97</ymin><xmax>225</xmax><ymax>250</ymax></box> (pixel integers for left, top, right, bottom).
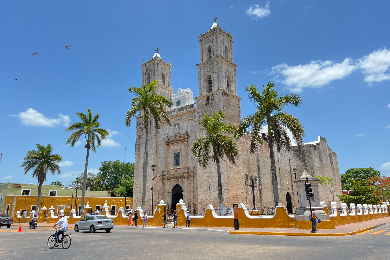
<box><xmin>53</xmin><ymin>212</ymin><xmax>68</xmax><ymax>247</ymax></box>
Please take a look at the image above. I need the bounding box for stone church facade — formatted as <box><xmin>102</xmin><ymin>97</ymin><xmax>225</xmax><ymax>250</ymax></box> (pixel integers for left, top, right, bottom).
<box><xmin>133</xmin><ymin>21</ymin><xmax>342</xmax><ymax>215</ymax></box>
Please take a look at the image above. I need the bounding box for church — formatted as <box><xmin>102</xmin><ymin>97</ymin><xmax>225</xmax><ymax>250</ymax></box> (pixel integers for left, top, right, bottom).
<box><xmin>133</xmin><ymin>21</ymin><xmax>342</xmax><ymax>215</ymax></box>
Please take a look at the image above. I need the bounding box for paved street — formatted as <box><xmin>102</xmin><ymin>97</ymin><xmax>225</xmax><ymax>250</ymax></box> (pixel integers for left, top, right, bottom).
<box><xmin>1</xmin><ymin>224</ymin><xmax>390</xmax><ymax>260</ymax></box>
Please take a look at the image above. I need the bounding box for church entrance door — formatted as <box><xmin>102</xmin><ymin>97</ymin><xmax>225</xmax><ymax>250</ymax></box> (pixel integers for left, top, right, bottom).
<box><xmin>286</xmin><ymin>192</ymin><xmax>293</xmax><ymax>214</ymax></box>
<box><xmin>171</xmin><ymin>184</ymin><xmax>183</xmax><ymax>213</ymax></box>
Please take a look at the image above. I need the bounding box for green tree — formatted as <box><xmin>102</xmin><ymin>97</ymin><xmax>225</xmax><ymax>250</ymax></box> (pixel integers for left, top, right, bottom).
<box><xmin>21</xmin><ymin>144</ymin><xmax>62</xmax><ymax>216</ymax></box>
<box><xmin>338</xmin><ymin>167</ymin><xmax>382</xmax><ymax>205</ymax></box>
<box><xmin>341</xmin><ymin>167</ymin><xmax>381</xmax><ymax>190</ymax></box>
<box><xmin>95</xmin><ymin>160</ymin><xmax>134</xmax><ymax>191</ymax></box>
<box><xmin>236</xmin><ymin>82</ymin><xmax>304</xmax><ymax>207</ymax></box>
<box><xmin>337</xmin><ymin>178</ymin><xmax>380</xmax><ymax>205</ymax></box>
<box><xmin>50</xmin><ymin>181</ymin><xmax>63</xmax><ymax>186</ymax></box>
<box><xmin>125</xmin><ymin>80</ymin><xmax>172</xmax><ymax>210</ymax></box>
<box><xmin>71</xmin><ymin>172</ymin><xmax>99</xmax><ymax>191</ymax></box>
<box><xmin>192</xmin><ymin>111</ymin><xmax>238</xmax><ymax>214</ymax></box>
<box><xmin>114</xmin><ymin>175</ymin><xmax>134</xmax><ymax>197</ymax></box>
<box><xmin>66</xmin><ymin>109</ymin><xmax>109</xmax><ymax>215</ymax></box>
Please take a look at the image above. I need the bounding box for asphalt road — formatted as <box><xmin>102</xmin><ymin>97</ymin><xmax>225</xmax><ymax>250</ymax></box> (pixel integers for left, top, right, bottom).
<box><xmin>1</xmin><ymin>224</ymin><xmax>390</xmax><ymax>260</ymax></box>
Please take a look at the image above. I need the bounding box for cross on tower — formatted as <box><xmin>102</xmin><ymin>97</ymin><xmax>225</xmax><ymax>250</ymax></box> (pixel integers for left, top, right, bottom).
<box><xmin>155</xmin><ymin>48</ymin><xmax>159</xmax><ymax>53</ymax></box>
<box><xmin>213</xmin><ymin>17</ymin><xmax>218</xmax><ymax>23</ymax></box>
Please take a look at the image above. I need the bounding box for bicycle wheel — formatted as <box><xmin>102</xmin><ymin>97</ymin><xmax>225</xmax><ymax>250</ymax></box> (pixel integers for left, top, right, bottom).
<box><xmin>62</xmin><ymin>234</ymin><xmax>71</xmax><ymax>249</ymax></box>
<box><xmin>47</xmin><ymin>235</ymin><xmax>56</xmax><ymax>249</ymax></box>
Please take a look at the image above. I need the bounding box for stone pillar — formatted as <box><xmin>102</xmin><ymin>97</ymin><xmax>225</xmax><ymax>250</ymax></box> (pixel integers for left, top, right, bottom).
<box><xmin>294</xmin><ymin>170</ymin><xmax>329</xmax><ymax>221</ymax></box>
<box><xmin>350</xmin><ymin>203</ymin><xmax>356</xmax><ymax>216</ymax></box>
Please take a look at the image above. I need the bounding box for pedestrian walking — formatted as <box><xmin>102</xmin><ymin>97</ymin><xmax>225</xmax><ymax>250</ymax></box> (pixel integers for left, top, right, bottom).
<box><xmin>128</xmin><ymin>212</ymin><xmax>133</xmax><ymax>226</ymax></box>
<box><xmin>186</xmin><ymin>211</ymin><xmax>190</xmax><ymax>227</ymax></box>
<box><xmin>162</xmin><ymin>211</ymin><xmax>167</xmax><ymax>228</ymax></box>
<box><xmin>173</xmin><ymin>210</ymin><xmax>178</xmax><ymax>228</ymax></box>
<box><xmin>142</xmin><ymin>211</ymin><xmax>148</xmax><ymax>227</ymax></box>
<box><xmin>134</xmin><ymin>210</ymin><xmax>139</xmax><ymax>227</ymax></box>
<box><xmin>310</xmin><ymin>209</ymin><xmax>318</xmax><ymax>233</ymax></box>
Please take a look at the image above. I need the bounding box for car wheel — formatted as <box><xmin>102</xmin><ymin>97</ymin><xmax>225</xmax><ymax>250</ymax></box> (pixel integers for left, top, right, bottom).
<box><xmin>90</xmin><ymin>225</ymin><xmax>95</xmax><ymax>233</ymax></box>
<box><xmin>74</xmin><ymin>224</ymin><xmax>79</xmax><ymax>232</ymax></box>
<box><xmin>105</xmin><ymin>229</ymin><xmax>111</xmax><ymax>233</ymax></box>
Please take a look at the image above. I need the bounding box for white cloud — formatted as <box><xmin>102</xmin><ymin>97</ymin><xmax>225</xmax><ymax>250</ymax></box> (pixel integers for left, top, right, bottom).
<box><xmin>230</xmin><ymin>4</ymin><xmax>233</xmax><ymax>9</ymax></box>
<box><xmin>88</xmin><ymin>168</ymin><xmax>99</xmax><ymax>175</ymax></box>
<box><xmin>355</xmin><ymin>133</ymin><xmax>366</xmax><ymax>137</ymax></box>
<box><xmin>387</xmin><ymin>104</ymin><xmax>390</xmax><ymax>109</ymax></box>
<box><xmin>101</xmin><ymin>138</ymin><xmax>120</xmax><ymax>147</ymax></box>
<box><xmin>270</xmin><ymin>58</ymin><xmax>356</xmax><ymax>92</ymax></box>
<box><xmin>107</xmin><ymin>129</ymin><xmax>119</xmax><ymax>137</ymax></box>
<box><xmin>60</xmin><ymin>171</ymin><xmax>79</xmax><ymax>179</ymax></box>
<box><xmin>74</xmin><ymin>140</ymin><xmax>83</xmax><ymax>147</ymax></box>
<box><xmin>11</xmin><ymin>108</ymin><xmax>71</xmax><ymax>127</ymax></box>
<box><xmin>380</xmin><ymin>162</ymin><xmax>390</xmax><ymax>170</ymax></box>
<box><xmin>386</xmin><ymin>124</ymin><xmax>390</xmax><ymax>129</ymax></box>
<box><xmin>4</xmin><ymin>175</ymin><xmax>12</xmax><ymax>180</ymax></box>
<box><xmin>246</xmin><ymin>2</ymin><xmax>271</xmax><ymax>20</ymax></box>
<box><xmin>251</xmin><ymin>71</ymin><xmax>260</xmax><ymax>74</ymax></box>
<box><xmin>358</xmin><ymin>48</ymin><xmax>390</xmax><ymax>84</ymax></box>
<box><xmin>59</xmin><ymin>160</ymin><xmax>74</xmax><ymax>167</ymax></box>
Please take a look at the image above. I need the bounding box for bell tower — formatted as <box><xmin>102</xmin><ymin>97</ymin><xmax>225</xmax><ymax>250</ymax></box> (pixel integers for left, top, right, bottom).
<box><xmin>195</xmin><ymin>19</ymin><xmax>241</xmax><ymax>125</ymax></box>
<box><xmin>141</xmin><ymin>48</ymin><xmax>174</xmax><ymax>100</ymax></box>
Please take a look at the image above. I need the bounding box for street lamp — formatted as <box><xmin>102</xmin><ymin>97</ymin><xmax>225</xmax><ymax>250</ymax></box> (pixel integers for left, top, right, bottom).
<box><xmin>75</xmin><ymin>177</ymin><xmax>79</xmax><ymax>215</ymax></box>
<box><xmin>151</xmin><ymin>165</ymin><xmax>156</xmax><ymax>215</ymax></box>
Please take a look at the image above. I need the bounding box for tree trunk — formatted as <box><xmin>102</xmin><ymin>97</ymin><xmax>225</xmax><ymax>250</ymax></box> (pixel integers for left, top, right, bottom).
<box><xmin>81</xmin><ymin>143</ymin><xmax>90</xmax><ymax>216</ymax></box>
<box><xmin>269</xmin><ymin>138</ymin><xmax>279</xmax><ymax>207</ymax></box>
<box><xmin>142</xmin><ymin>120</ymin><xmax>149</xmax><ymax>211</ymax></box>
<box><xmin>35</xmin><ymin>178</ymin><xmax>43</xmax><ymax>217</ymax></box>
<box><xmin>216</xmin><ymin>157</ymin><xmax>223</xmax><ymax>216</ymax></box>
<box><xmin>256</xmin><ymin>149</ymin><xmax>263</xmax><ymax>214</ymax></box>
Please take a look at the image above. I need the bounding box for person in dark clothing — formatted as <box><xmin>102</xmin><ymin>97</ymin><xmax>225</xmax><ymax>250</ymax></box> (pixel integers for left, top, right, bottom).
<box><xmin>172</xmin><ymin>210</ymin><xmax>177</xmax><ymax>228</ymax></box>
<box><xmin>162</xmin><ymin>211</ymin><xmax>167</xmax><ymax>228</ymax></box>
<box><xmin>186</xmin><ymin>211</ymin><xmax>190</xmax><ymax>227</ymax></box>
<box><xmin>310</xmin><ymin>209</ymin><xmax>318</xmax><ymax>233</ymax></box>
<box><xmin>134</xmin><ymin>211</ymin><xmax>138</xmax><ymax>227</ymax></box>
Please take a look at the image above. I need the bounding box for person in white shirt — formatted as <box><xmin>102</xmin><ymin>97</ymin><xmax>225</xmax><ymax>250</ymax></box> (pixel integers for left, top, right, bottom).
<box><xmin>53</xmin><ymin>212</ymin><xmax>68</xmax><ymax>246</ymax></box>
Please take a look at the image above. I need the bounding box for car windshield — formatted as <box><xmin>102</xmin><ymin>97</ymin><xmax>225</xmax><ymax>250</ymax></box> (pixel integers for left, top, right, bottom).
<box><xmin>95</xmin><ymin>216</ymin><xmax>109</xmax><ymax>219</ymax></box>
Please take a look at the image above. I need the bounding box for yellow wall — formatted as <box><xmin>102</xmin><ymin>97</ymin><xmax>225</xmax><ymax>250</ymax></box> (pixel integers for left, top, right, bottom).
<box><xmin>4</xmin><ymin>195</ymin><xmax>132</xmax><ymax>224</ymax></box>
<box><xmin>4</xmin><ymin>195</ymin><xmax>389</xmax><ymax>229</ymax></box>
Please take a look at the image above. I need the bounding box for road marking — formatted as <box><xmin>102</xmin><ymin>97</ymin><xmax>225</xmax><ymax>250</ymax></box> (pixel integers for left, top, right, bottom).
<box><xmin>357</xmin><ymin>230</ymin><xmax>373</xmax><ymax>234</ymax></box>
<box><xmin>370</xmin><ymin>230</ymin><xmax>385</xmax><ymax>234</ymax></box>
<box><xmin>384</xmin><ymin>232</ymin><xmax>390</xmax><ymax>235</ymax></box>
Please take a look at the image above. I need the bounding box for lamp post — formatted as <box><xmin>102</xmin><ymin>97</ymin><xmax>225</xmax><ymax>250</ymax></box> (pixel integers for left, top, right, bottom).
<box><xmin>151</xmin><ymin>165</ymin><xmax>156</xmax><ymax>215</ymax></box>
<box><xmin>75</xmin><ymin>177</ymin><xmax>79</xmax><ymax>215</ymax></box>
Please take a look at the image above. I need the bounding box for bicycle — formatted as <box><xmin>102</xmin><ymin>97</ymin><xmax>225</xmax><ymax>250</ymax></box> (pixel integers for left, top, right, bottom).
<box><xmin>47</xmin><ymin>227</ymin><xmax>72</xmax><ymax>249</ymax></box>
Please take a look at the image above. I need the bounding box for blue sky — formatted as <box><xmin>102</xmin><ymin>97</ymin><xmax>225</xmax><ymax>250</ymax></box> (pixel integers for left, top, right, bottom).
<box><xmin>1</xmin><ymin>1</ymin><xmax>390</xmax><ymax>186</ymax></box>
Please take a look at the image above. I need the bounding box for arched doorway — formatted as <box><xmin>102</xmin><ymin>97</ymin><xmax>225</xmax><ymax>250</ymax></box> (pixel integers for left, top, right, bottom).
<box><xmin>171</xmin><ymin>184</ymin><xmax>183</xmax><ymax>213</ymax></box>
<box><xmin>286</xmin><ymin>192</ymin><xmax>293</xmax><ymax>214</ymax></box>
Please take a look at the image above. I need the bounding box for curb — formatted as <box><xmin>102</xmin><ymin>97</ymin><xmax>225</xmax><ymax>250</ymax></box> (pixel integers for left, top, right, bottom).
<box><xmin>229</xmin><ymin>222</ymin><xmax>389</xmax><ymax>236</ymax></box>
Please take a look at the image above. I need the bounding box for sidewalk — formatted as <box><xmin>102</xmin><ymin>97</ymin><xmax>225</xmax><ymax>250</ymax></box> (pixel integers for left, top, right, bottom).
<box><xmin>9</xmin><ymin>216</ymin><xmax>390</xmax><ymax>236</ymax></box>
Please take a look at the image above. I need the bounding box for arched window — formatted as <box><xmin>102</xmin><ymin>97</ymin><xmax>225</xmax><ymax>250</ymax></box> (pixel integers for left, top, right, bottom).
<box><xmin>162</xmin><ymin>73</ymin><xmax>165</xmax><ymax>85</ymax></box>
<box><xmin>207</xmin><ymin>76</ymin><xmax>212</xmax><ymax>93</ymax></box>
<box><xmin>226</xmin><ymin>75</ymin><xmax>231</xmax><ymax>92</ymax></box>
<box><xmin>208</xmin><ymin>46</ymin><xmax>212</xmax><ymax>60</ymax></box>
<box><xmin>147</xmin><ymin>73</ymin><xmax>151</xmax><ymax>85</ymax></box>
<box><xmin>225</xmin><ymin>46</ymin><xmax>228</xmax><ymax>59</ymax></box>
<box><xmin>174</xmin><ymin>152</ymin><xmax>180</xmax><ymax>167</ymax></box>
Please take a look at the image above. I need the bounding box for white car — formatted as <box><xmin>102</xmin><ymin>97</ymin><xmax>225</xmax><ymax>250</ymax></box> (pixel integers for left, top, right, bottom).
<box><xmin>74</xmin><ymin>215</ymin><xmax>114</xmax><ymax>233</ymax></box>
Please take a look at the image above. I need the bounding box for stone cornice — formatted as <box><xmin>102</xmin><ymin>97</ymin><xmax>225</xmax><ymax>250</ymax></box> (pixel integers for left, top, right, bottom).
<box><xmin>198</xmin><ymin>26</ymin><xmax>233</xmax><ymax>40</ymax></box>
<box><xmin>195</xmin><ymin>89</ymin><xmax>242</xmax><ymax>102</ymax></box>
<box><xmin>197</xmin><ymin>55</ymin><xmax>237</xmax><ymax>69</ymax></box>
<box><xmin>165</xmin><ymin>131</ymin><xmax>189</xmax><ymax>145</ymax></box>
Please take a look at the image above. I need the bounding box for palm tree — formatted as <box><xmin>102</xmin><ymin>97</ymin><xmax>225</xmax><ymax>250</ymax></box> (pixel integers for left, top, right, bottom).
<box><xmin>21</xmin><ymin>144</ymin><xmax>62</xmax><ymax>216</ymax></box>
<box><xmin>125</xmin><ymin>80</ymin><xmax>173</xmax><ymax>211</ymax></box>
<box><xmin>236</xmin><ymin>82</ymin><xmax>305</xmax><ymax>207</ymax></box>
<box><xmin>66</xmin><ymin>109</ymin><xmax>108</xmax><ymax>215</ymax></box>
<box><xmin>192</xmin><ymin>111</ymin><xmax>238</xmax><ymax>215</ymax></box>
